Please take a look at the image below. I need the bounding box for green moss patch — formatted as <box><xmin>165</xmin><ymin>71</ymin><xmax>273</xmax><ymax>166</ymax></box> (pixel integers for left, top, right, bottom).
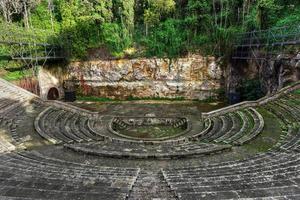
<box><xmin>242</xmin><ymin>107</ymin><xmax>285</xmax><ymax>153</ymax></box>
<box><xmin>77</xmin><ymin>95</ymin><xmax>186</xmax><ymax>102</ymax></box>
<box><xmin>118</xmin><ymin>125</ymin><xmax>184</xmax><ymax>139</ymax></box>
<box><xmin>292</xmin><ymin>89</ymin><xmax>300</xmax><ymax>95</ymax></box>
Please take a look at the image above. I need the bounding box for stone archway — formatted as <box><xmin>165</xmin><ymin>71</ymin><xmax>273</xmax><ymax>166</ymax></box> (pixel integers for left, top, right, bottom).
<box><xmin>47</xmin><ymin>87</ymin><xmax>59</xmax><ymax>100</ymax></box>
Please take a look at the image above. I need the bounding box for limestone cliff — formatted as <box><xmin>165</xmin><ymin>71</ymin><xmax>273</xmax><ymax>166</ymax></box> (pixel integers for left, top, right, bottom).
<box><xmin>65</xmin><ymin>55</ymin><xmax>223</xmax><ymax>100</ymax></box>
<box><xmin>226</xmin><ymin>53</ymin><xmax>300</xmax><ymax>96</ymax></box>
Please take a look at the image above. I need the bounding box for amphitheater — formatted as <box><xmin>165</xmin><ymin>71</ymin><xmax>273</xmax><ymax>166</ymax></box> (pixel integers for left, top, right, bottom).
<box><xmin>0</xmin><ymin>77</ymin><xmax>300</xmax><ymax>200</ymax></box>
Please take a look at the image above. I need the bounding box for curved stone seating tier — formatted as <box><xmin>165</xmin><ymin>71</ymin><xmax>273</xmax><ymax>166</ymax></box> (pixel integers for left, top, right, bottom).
<box><xmin>0</xmin><ymin>151</ymin><xmax>140</xmax><ymax>200</ymax></box>
<box><xmin>0</xmin><ymin>134</ymin><xmax>15</xmax><ymax>153</ymax></box>
<box><xmin>213</xmin><ymin>112</ymin><xmax>242</xmax><ymax>143</ymax></box>
<box><xmin>89</xmin><ymin>115</ymin><xmax>206</xmax><ymax>143</ymax></box>
<box><xmin>274</xmin><ymin>123</ymin><xmax>300</xmax><ymax>151</ymax></box>
<box><xmin>231</xmin><ymin>108</ymin><xmax>264</xmax><ymax>145</ymax></box>
<box><xmin>160</xmin><ymin>101</ymin><xmax>300</xmax><ymax>200</ymax></box>
<box><xmin>191</xmin><ymin>108</ymin><xmax>264</xmax><ymax>146</ymax></box>
<box><xmin>0</xmin><ymin>103</ymin><xmax>27</xmax><ymax>143</ymax></box>
<box><xmin>35</xmin><ymin>107</ymin><xmax>210</xmax><ymax>145</ymax></box>
<box><xmin>64</xmin><ymin>141</ymin><xmax>232</xmax><ymax>159</ymax></box>
<box><xmin>0</xmin><ymin>79</ymin><xmax>40</xmax><ymax>115</ymax></box>
<box><xmin>34</xmin><ymin>107</ymin><xmax>104</xmax><ymax>144</ymax></box>
<box><xmin>262</xmin><ymin>96</ymin><xmax>300</xmax><ymax>144</ymax></box>
<box><xmin>1</xmin><ymin>77</ymin><xmax>300</xmax><ymax>200</ymax></box>
<box><xmin>198</xmin><ymin>116</ymin><xmax>223</xmax><ymax>141</ymax></box>
<box><xmin>206</xmin><ymin>115</ymin><xmax>233</xmax><ymax>142</ymax></box>
<box><xmin>270</xmin><ymin>101</ymin><xmax>297</xmax><ymax>122</ymax></box>
<box><xmin>188</xmin><ymin>118</ymin><xmax>213</xmax><ymax>139</ymax></box>
<box><xmin>109</xmin><ymin>116</ymin><xmax>191</xmax><ymax>141</ymax></box>
<box><xmin>278</xmin><ymin>98</ymin><xmax>300</xmax><ymax>119</ymax></box>
<box><xmin>264</xmin><ymin>103</ymin><xmax>295</xmax><ymax>125</ymax></box>
<box><xmin>162</xmin><ymin>151</ymin><xmax>300</xmax><ymax>199</ymax></box>
<box><xmin>35</xmin><ymin>106</ymin><xmax>265</xmax><ymax>147</ymax></box>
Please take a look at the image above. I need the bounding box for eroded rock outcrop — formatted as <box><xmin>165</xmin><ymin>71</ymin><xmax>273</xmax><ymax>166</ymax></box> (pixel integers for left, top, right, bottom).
<box><xmin>66</xmin><ymin>55</ymin><xmax>223</xmax><ymax>100</ymax></box>
<box><xmin>227</xmin><ymin>53</ymin><xmax>300</xmax><ymax>95</ymax></box>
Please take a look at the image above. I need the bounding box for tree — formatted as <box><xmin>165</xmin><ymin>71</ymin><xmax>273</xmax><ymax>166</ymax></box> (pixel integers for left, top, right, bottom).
<box><xmin>256</xmin><ymin>0</ymin><xmax>280</xmax><ymax>29</ymax></box>
<box><xmin>31</xmin><ymin>0</ymin><xmax>60</xmax><ymax>31</ymax></box>
<box><xmin>0</xmin><ymin>0</ymin><xmax>39</xmax><ymax>28</ymax></box>
<box><xmin>143</xmin><ymin>19</ymin><xmax>186</xmax><ymax>58</ymax></box>
<box><xmin>0</xmin><ymin>0</ymin><xmax>21</xmax><ymax>23</ymax></box>
<box><xmin>144</xmin><ymin>0</ymin><xmax>176</xmax><ymax>35</ymax></box>
<box><xmin>93</xmin><ymin>0</ymin><xmax>113</xmax><ymax>24</ymax></box>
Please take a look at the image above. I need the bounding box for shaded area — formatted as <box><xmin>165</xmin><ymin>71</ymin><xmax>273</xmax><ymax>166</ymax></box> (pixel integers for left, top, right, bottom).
<box><xmin>47</xmin><ymin>87</ymin><xmax>59</xmax><ymax>100</ymax></box>
<box><xmin>111</xmin><ymin>117</ymin><xmax>188</xmax><ymax>140</ymax></box>
<box><xmin>119</xmin><ymin>125</ymin><xmax>184</xmax><ymax>139</ymax></box>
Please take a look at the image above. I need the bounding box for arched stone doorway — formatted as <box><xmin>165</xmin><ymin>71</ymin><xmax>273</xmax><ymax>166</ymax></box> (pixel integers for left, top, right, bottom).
<box><xmin>47</xmin><ymin>87</ymin><xmax>59</xmax><ymax>100</ymax></box>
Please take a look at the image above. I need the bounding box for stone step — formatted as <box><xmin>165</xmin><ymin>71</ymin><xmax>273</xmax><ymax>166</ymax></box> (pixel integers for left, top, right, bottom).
<box><xmin>233</xmin><ymin>108</ymin><xmax>264</xmax><ymax>145</ymax></box>
<box><xmin>64</xmin><ymin>141</ymin><xmax>231</xmax><ymax>159</ymax></box>
<box><xmin>128</xmin><ymin>170</ymin><xmax>177</xmax><ymax>200</ymax></box>
<box><xmin>206</xmin><ymin>114</ymin><xmax>232</xmax><ymax>142</ymax></box>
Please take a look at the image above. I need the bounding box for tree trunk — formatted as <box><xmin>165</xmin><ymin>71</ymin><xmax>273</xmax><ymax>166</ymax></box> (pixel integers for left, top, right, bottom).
<box><xmin>212</xmin><ymin>0</ymin><xmax>217</xmax><ymax>27</ymax></box>
<box><xmin>23</xmin><ymin>1</ymin><xmax>30</xmax><ymax>29</ymax></box>
<box><xmin>48</xmin><ymin>0</ymin><xmax>54</xmax><ymax>31</ymax></box>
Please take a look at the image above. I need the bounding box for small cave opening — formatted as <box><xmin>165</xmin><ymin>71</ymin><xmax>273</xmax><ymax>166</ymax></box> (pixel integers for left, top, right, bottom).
<box><xmin>47</xmin><ymin>87</ymin><xmax>59</xmax><ymax>100</ymax></box>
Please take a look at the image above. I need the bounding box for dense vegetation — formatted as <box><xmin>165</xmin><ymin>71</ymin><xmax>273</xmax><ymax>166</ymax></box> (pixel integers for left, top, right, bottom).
<box><xmin>0</xmin><ymin>0</ymin><xmax>299</xmax><ymax>59</ymax></box>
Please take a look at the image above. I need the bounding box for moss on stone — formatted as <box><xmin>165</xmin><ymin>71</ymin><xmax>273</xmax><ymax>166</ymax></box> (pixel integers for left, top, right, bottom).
<box><xmin>241</xmin><ymin>107</ymin><xmax>286</xmax><ymax>153</ymax></box>
<box><xmin>77</xmin><ymin>95</ymin><xmax>186</xmax><ymax>102</ymax></box>
<box><xmin>292</xmin><ymin>89</ymin><xmax>300</xmax><ymax>95</ymax></box>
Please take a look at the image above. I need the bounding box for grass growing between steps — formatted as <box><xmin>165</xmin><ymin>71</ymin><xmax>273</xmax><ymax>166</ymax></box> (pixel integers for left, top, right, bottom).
<box><xmin>292</xmin><ymin>89</ymin><xmax>300</xmax><ymax>95</ymax></box>
<box><xmin>241</xmin><ymin>107</ymin><xmax>284</xmax><ymax>153</ymax></box>
<box><xmin>76</xmin><ymin>95</ymin><xmax>227</xmax><ymax>105</ymax></box>
<box><xmin>77</xmin><ymin>95</ymin><xmax>186</xmax><ymax>102</ymax></box>
<box><xmin>77</xmin><ymin>96</ymin><xmax>118</xmax><ymax>102</ymax></box>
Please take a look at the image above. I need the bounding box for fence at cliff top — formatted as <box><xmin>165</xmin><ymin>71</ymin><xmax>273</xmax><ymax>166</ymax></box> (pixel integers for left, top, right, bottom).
<box><xmin>0</xmin><ymin>23</ymin><xmax>66</xmax><ymax>67</ymax></box>
<box><xmin>232</xmin><ymin>24</ymin><xmax>300</xmax><ymax>60</ymax></box>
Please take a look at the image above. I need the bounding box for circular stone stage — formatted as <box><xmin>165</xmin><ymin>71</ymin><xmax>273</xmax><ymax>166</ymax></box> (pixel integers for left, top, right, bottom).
<box><xmin>109</xmin><ymin>116</ymin><xmax>190</xmax><ymax>140</ymax></box>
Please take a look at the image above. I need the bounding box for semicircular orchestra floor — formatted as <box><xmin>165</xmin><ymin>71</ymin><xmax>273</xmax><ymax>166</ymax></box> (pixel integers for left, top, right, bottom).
<box><xmin>0</xmin><ymin>78</ymin><xmax>300</xmax><ymax>200</ymax></box>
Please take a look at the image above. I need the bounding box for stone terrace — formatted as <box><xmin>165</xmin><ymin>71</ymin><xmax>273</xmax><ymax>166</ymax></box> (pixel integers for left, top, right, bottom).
<box><xmin>0</xmin><ymin>77</ymin><xmax>300</xmax><ymax>199</ymax></box>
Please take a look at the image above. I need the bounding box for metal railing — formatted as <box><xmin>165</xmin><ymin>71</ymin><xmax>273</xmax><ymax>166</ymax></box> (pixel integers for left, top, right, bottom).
<box><xmin>0</xmin><ymin>23</ymin><xmax>66</xmax><ymax>66</ymax></box>
<box><xmin>232</xmin><ymin>24</ymin><xmax>300</xmax><ymax>60</ymax></box>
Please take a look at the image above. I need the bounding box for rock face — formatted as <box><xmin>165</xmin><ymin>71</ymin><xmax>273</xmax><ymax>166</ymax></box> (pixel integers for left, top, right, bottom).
<box><xmin>226</xmin><ymin>53</ymin><xmax>300</xmax><ymax>95</ymax></box>
<box><xmin>66</xmin><ymin>55</ymin><xmax>223</xmax><ymax>100</ymax></box>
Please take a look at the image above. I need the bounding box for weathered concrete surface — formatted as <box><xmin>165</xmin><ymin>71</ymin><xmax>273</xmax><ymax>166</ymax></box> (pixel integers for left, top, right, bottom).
<box><xmin>66</xmin><ymin>55</ymin><xmax>223</xmax><ymax>100</ymax></box>
<box><xmin>38</xmin><ymin>67</ymin><xmax>65</xmax><ymax>100</ymax></box>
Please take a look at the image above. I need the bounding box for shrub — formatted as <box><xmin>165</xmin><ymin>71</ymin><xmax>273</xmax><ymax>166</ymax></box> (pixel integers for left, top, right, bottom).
<box><xmin>142</xmin><ymin>19</ymin><xmax>187</xmax><ymax>58</ymax></box>
<box><xmin>238</xmin><ymin>78</ymin><xmax>265</xmax><ymax>101</ymax></box>
<box><xmin>100</xmin><ymin>23</ymin><xmax>132</xmax><ymax>57</ymax></box>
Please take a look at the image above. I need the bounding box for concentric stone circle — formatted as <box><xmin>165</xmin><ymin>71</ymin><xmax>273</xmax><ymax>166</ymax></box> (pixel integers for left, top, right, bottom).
<box><xmin>0</xmin><ymin>78</ymin><xmax>300</xmax><ymax>199</ymax></box>
<box><xmin>108</xmin><ymin>116</ymin><xmax>190</xmax><ymax>141</ymax></box>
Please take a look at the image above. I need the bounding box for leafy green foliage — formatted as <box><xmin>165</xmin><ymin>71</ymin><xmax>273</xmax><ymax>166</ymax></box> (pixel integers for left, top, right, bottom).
<box><xmin>101</xmin><ymin>23</ymin><xmax>132</xmax><ymax>57</ymax></box>
<box><xmin>0</xmin><ymin>0</ymin><xmax>299</xmax><ymax>59</ymax></box>
<box><xmin>2</xmin><ymin>69</ymin><xmax>33</xmax><ymax>81</ymax></box>
<box><xmin>31</xmin><ymin>1</ymin><xmax>60</xmax><ymax>31</ymax></box>
<box><xmin>238</xmin><ymin>78</ymin><xmax>265</xmax><ymax>101</ymax></box>
<box><xmin>142</xmin><ymin>19</ymin><xmax>186</xmax><ymax>57</ymax></box>
<box><xmin>144</xmin><ymin>0</ymin><xmax>175</xmax><ymax>27</ymax></box>
<box><xmin>293</xmin><ymin>89</ymin><xmax>300</xmax><ymax>95</ymax></box>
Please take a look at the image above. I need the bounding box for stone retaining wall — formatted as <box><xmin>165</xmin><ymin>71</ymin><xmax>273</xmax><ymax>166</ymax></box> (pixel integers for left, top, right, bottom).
<box><xmin>65</xmin><ymin>55</ymin><xmax>223</xmax><ymax>100</ymax></box>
